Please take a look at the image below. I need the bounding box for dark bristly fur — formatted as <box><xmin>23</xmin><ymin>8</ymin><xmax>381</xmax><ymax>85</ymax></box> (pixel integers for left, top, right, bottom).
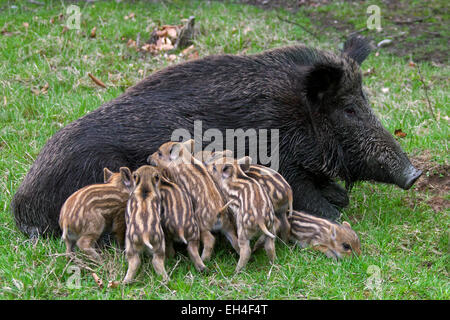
<box><xmin>12</xmin><ymin>35</ymin><xmax>421</xmax><ymax>238</ymax></box>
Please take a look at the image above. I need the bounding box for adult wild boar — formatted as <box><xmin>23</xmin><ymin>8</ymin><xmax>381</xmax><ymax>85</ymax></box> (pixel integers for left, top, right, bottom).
<box><xmin>11</xmin><ymin>35</ymin><xmax>422</xmax><ymax>238</ymax></box>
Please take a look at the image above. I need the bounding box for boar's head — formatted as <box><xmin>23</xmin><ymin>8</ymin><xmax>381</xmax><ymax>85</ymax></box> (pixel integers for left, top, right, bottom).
<box><xmin>299</xmin><ymin>35</ymin><xmax>422</xmax><ymax>190</ymax></box>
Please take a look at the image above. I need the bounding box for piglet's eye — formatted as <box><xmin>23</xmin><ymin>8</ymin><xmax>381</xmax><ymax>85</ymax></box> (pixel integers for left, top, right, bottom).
<box><xmin>342</xmin><ymin>243</ymin><xmax>351</xmax><ymax>251</ymax></box>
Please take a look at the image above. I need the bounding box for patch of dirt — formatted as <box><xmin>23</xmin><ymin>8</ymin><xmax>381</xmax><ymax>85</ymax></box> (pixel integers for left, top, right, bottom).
<box><xmin>411</xmin><ymin>151</ymin><xmax>449</xmax><ymax>196</ymax></box>
<box><xmin>410</xmin><ymin>150</ymin><xmax>449</xmax><ymax>213</ymax></box>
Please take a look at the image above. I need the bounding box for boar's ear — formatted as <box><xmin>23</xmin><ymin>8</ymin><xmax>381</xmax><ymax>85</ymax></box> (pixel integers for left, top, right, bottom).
<box><xmin>342</xmin><ymin>35</ymin><xmax>373</xmax><ymax>66</ymax></box>
<box><xmin>221</xmin><ymin>164</ymin><xmax>234</xmax><ymax>179</ymax></box>
<box><xmin>120</xmin><ymin>167</ymin><xmax>133</xmax><ymax>188</ymax></box>
<box><xmin>304</xmin><ymin>63</ymin><xmax>343</xmax><ymax>104</ymax></box>
<box><xmin>237</xmin><ymin>156</ymin><xmax>252</xmax><ymax>172</ymax></box>
<box><xmin>103</xmin><ymin>168</ymin><xmax>114</xmax><ymax>183</ymax></box>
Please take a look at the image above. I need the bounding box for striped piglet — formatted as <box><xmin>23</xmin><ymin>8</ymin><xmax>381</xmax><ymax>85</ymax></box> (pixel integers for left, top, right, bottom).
<box><xmin>59</xmin><ymin>167</ymin><xmax>132</xmax><ymax>260</ymax></box>
<box><xmin>207</xmin><ymin>156</ymin><xmax>276</xmax><ymax>272</ymax></box>
<box><xmin>288</xmin><ymin>210</ymin><xmax>361</xmax><ymax>259</ymax></box>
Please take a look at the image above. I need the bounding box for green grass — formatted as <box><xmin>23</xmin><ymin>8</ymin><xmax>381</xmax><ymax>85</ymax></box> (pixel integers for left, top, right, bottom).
<box><xmin>0</xmin><ymin>0</ymin><xmax>448</xmax><ymax>299</ymax></box>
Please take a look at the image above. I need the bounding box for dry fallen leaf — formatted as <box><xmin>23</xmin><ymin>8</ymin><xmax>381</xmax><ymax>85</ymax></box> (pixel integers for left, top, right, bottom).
<box><xmin>167</xmin><ymin>54</ymin><xmax>177</xmax><ymax>61</ymax></box>
<box><xmin>23</xmin><ymin>22</ymin><xmax>29</xmax><ymax>29</ymax></box>
<box><xmin>127</xmin><ymin>38</ymin><xmax>136</xmax><ymax>48</ymax></box>
<box><xmin>1</xmin><ymin>28</ymin><xmax>13</xmax><ymax>36</ymax></box>
<box><xmin>124</xmin><ymin>12</ymin><xmax>135</xmax><ymax>20</ymax></box>
<box><xmin>381</xmin><ymin>87</ymin><xmax>389</xmax><ymax>94</ymax></box>
<box><xmin>166</xmin><ymin>27</ymin><xmax>178</xmax><ymax>39</ymax></box>
<box><xmin>155</xmin><ymin>37</ymin><xmax>174</xmax><ymax>51</ymax></box>
<box><xmin>107</xmin><ymin>281</ymin><xmax>119</xmax><ymax>289</ymax></box>
<box><xmin>88</xmin><ymin>73</ymin><xmax>107</xmax><ymax>88</ymax></box>
<box><xmin>61</xmin><ymin>26</ymin><xmax>69</xmax><ymax>34</ymax></box>
<box><xmin>31</xmin><ymin>88</ymin><xmax>41</xmax><ymax>95</ymax></box>
<box><xmin>363</xmin><ymin>68</ymin><xmax>375</xmax><ymax>76</ymax></box>
<box><xmin>409</xmin><ymin>61</ymin><xmax>416</xmax><ymax>67</ymax></box>
<box><xmin>92</xmin><ymin>273</ymin><xmax>103</xmax><ymax>288</ymax></box>
<box><xmin>188</xmin><ymin>51</ymin><xmax>199</xmax><ymax>60</ymax></box>
<box><xmin>90</xmin><ymin>27</ymin><xmax>96</xmax><ymax>38</ymax></box>
<box><xmin>394</xmin><ymin>129</ymin><xmax>407</xmax><ymax>138</ymax></box>
<box><xmin>182</xmin><ymin>44</ymin><xmax>195</xmax><ymax>56</ymax></box>
<box><xmin>41</xmin><ymin>83</ymin><xmax>49</xmax><ymax>94</ymax></box>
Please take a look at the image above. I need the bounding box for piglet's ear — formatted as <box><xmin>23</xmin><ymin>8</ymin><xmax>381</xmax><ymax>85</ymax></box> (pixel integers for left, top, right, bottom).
<box><xmin>304</xmin><ymin>63</ymin><xmax>343</xmax><ymax>104</ymax></box>
<box><xmin>342</xmin><ymin>34</ymin><xmax>373</xmax><ymax>66</ymax></box>
<box><xmin>181</xmin><ymin>139</ymin><xmax>195</xmax><ymax>154</ymax></box>
<box><xmin>103</xmin><ymin>168</ymin><xmax>114</xmax><ymax>183</ymax></box>
<box><xmin>222</xmin><ymin>164</ymin><xmax>234</xmax><ymax>179</ymax></box>
<box><xmin>330</xmin><ymin>224</ymin><xmax>337</xmax><ymax>241</ymax></box>
<box><xmin>120</xmin><ymin>167</ymin><xmax>133</xmax><ymax>189</ymax></box>
<box><xmin>152</xmin><ymin>172</ymin><xmax>160</xmax><ymax>189</ymax></box>
<box><xmin>342</xmin><ymin>221</ymin><xmax>351</xmax><ymax>229</ymax></box>
<box><xmin>169</xmin><ymin>144</ymin><xmax>182</xmax><ymax>161</ymax></box>
<box><xmin>237</xmin><ymin>156</ymin><xmax>252</xmax><ymax>172</ymax></box>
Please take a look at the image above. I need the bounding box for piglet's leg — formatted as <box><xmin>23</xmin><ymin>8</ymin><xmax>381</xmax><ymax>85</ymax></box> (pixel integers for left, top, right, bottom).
<box><xmin>76</xmin><ymin>234</ymin><xmax>101</xmax><ymax>261</ymax></box>
<box><xmin>112</xmin><ymin>213</ymin><xmax>126</xmax><ymax>249</ymax></box>
<box><xmin>236</xmin><ymin>237</ymin><xmax>251</xmax><ymax>273</ymax></box>
<box><xmin>152</xmin><ymin>250</ymin><xmax>168</xmax><ymax>282</ymax></box>
<box><xmin>187</xmin><ymin>240</ymin><xmax>206</xmax><ymax>272</ymax></box>
<box><xmin>252</xmin><ymin>235</ymin><xmax>265</xmax><ymax>253</ymax></box>
<box><xmin>276</xmin><ymin>209</ymin><xmax>290</xmax><ymax>243</ymax></box>
<box><xmin>200</xmin><ymin>230</ymin><xmax>215</xmax><ymax>262</ymax></box>
<box><xmin>264</xmin><ymin>236</ymin><xmax>276</xmax><ymax>263</ymax></box>
<box><xmin>165</xmin><ymin>238</ymin><xmax>175</xmax><ymax>259</ymax></box>
<box><xmin>123</xmin><ymin>248</ymin><xmax>142</xmax><ymax>284</ymax></box>
<box><xmin>220</xmin><ymin>214</ymin><xmax>240</xmax><ymax>254</ymax></box>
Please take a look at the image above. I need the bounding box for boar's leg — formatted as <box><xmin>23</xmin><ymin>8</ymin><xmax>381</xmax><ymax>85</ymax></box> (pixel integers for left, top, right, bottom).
<box><xmin>291</xmin><ymin>178</ymin><xmax>342</xmax><ymax>221</ymax></box>
<box><xmin>318</xmin><ymin>180</ymin><xmax>349</xmax><ymax>210</ymax></box>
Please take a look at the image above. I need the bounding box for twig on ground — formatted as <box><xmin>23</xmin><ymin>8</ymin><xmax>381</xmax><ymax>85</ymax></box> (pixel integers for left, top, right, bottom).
<box><xmin>392</xmin><ymin>15</ymin><xmax>431</xmax><ymax>24</ymax></box>
<box><xmin>277</xmin><ymin>15</ymin><xmax>320</xmax><ymax>40</ymax></box>
<box><xmin>88</xmin><ymin>73</ymin><xmax>107</xmax><ymax>88</ymax></box>
<box><xmin>416</xmin><ymin>63</ymin><xmax>436</xmax><ymax>121</ymax></box>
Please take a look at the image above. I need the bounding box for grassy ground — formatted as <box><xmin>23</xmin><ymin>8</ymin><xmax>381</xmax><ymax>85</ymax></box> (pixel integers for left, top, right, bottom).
<box><xmin>0</xmin><ymin>0</ymin><xmax>448</xmax><ymax>299</ymax></box>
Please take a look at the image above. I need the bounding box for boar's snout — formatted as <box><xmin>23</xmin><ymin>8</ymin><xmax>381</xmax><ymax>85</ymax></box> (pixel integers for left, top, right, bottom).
<box><xmin>396</xmin><ymin>164</ymin><xmax>422</xmax><ymax>190</ymax></box>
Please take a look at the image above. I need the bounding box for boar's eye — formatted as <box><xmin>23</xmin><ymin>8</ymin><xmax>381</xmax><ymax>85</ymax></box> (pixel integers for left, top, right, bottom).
<box><xmin>342</xmin><ymin>242</ymin><xmax>352</xmax><ymax>251</ymax></box>
<box><xmin>158</xmin><ymin>151</ymin><xmax>162</xmax><ymax>158</ymax></box>
<box><xmin>344</xmin><ymin>107</ymin><xmax>356</xmax><ymax>116</ymax></box>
